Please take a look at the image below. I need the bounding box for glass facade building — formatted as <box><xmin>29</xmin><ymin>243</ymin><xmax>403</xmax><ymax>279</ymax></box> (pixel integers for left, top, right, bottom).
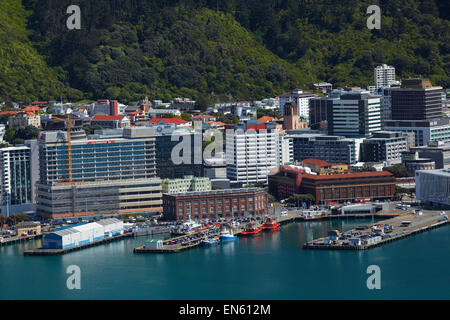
<box><xmin>0</xmin><ymin>146</ymin><xmax>32</xmax><ymax>215</ymax></box>
<box><xmin>36</xmin><ymin>127</ymin><xmax>162</xmax><ymax>218</ymax></box>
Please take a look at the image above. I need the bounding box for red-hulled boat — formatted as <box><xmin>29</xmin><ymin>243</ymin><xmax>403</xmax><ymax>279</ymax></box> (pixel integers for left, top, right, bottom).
<box><xmin>239</xmin><ymin>222</ymin><xmax>262</xmax><ymax>236</ymax></box>
<box><xmin>261</xmin><ymin>217</ymin><xmax>280</xmax><ymax>231</ymax></box>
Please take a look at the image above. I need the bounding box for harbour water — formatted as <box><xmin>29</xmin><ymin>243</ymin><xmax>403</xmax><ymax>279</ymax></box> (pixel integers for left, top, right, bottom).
<box><xmin>1</xmin><ymin>218</ymin><xmax>449</xmax><ymax>300</ymax></box>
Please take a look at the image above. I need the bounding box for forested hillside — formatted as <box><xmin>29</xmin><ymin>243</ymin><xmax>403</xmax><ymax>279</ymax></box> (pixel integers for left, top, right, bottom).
<box><xmin>1</xmin><ymin>0</ymin><xmax>448</xmax><ymax>103</ymax></box>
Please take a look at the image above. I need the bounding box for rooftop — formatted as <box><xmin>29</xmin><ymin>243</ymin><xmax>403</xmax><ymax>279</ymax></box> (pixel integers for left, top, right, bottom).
<box><xmin>91</xmin><ymin>115</ymin><xmax>125</xmax><ymax>121</ymax></box>
<box><xmin>149</xmin><ymin>118</ymin><xmax>188</xmax><ymax>124</ymax></box>
<box><xmin>165</xmin><ymin>187</ymin><xmax>264</xmax><ymax>197</ymax></box>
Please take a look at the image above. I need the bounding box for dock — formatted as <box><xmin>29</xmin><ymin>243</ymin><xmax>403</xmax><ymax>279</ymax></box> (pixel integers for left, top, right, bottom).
<box><xmin>23</xmin><ymin>232</ymin><xmax>134</xmax><ymax>256</ymax></box>
<box><xmin>133</xmin><ymin>225</ymin><xmax>221</xmax><ymax>254</ymax></box>
<box><xmin>0</xmin><ymin>234</ymin><xmax>43</xmax><ymax>246</ymax></box>
<box><xmin>303</xmin><ymin>211</ymin><xmax>449</xmax><ymax>250</ymax></box>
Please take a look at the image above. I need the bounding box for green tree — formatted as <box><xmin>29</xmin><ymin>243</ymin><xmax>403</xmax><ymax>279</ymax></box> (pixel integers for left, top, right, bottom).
<box><xmin>383</xmin><ymin>165</ymin><xmax>411</xmax><ymax>177</ymax></box>
<box><xmin>181</xmin><ymin>113</ymin><xmax>192</xmax><ymax>121</ymax></box>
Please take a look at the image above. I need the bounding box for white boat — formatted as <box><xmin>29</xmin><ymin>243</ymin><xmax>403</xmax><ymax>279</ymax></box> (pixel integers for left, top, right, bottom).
<box><xmin>219</xmin><ymin>227</ymin><xmax>237</xmax><ymax>241</ymax></box>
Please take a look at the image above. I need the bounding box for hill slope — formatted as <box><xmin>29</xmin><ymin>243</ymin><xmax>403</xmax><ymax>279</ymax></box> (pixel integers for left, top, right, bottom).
<box><xmin>1</xmin><ymin>0</ymin><xmax>448</xmax><ymax>103</ymax></box>
<box><xmin>0</xmin><ymin>0</ymin><xmax>81</xmax><ymax>102</ymax></box>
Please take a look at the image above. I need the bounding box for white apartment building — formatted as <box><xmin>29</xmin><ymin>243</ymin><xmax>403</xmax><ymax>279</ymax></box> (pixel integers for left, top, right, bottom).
<box><xmin>277</xmin><ymin>134</ymin><xmax>293</xmax><ymax>166</ymax></box>
<box><xmin>279</xmin><ymin>89</ymin><xmax>316</xmax><ymax>119</ymax></box>
<box><xmin>0</xmin><ymin>124</ymin><xmax>5</xmax><ymax>143</ymax></box>
<box><xmin>226</xmin><ymin>122</ymin><xmax>278</xmax><ymax>185</ymax></box>
<box><xmin>374</xmin><ymin>64</ymin><xmax>396</xmax><ymax>89</ymax></box>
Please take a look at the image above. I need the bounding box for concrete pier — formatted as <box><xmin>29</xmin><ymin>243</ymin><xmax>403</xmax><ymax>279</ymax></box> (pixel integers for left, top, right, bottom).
<box><xmin>303</xmin><ymin>210</ymin><xmax>449</xmax><ymax>250</ymax></box>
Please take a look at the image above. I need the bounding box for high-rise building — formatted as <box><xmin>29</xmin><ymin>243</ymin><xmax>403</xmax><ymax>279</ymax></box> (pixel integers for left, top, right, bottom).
<box><xmin>154</xmin><ymin>127</ymin><xmax>203</xmax><ymax>179</ymax></box>
<box><xmin>308</xmin><ymin>97</ymin><xmax>334</xmax><ymax>130</ymax></box>
<box><xmin>36</xmin><ymin>127</ymin><xmax>162</xmax><ymax>218</ymax></box>
<box><xmin>226</xmin><ymin>121</ymin><xmax>278</xmax><ymax>185</ymax></box>
<box><xmin>328</xmin><ymin>91</ymin><xmax>381</xmax><ymax>137</ymax></box>
<box><xmin>0</xmin><ymin>146</ymin><xmax>34</xmax><ymax>216</ymax></box>
<box><xmin>374</xmin><ymin>64</ymin><xmax>396</xmax><ymax>89</ymax></box>
<box><xmin>391</xmin><ymin>79</ymin><xmax>443</xmax><ymax>121</ymax></box>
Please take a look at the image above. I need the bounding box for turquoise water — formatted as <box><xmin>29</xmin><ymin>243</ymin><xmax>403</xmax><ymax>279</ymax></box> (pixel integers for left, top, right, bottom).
<box><xmin>1</xmin><ymin>218</ymin><xmax>449</xmax><ymax>300</ymax></box>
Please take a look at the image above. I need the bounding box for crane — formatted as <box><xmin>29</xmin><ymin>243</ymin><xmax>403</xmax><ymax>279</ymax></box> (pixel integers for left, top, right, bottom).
<box><xmin>52</xmin><ymin>114</ymin><xmax>72</xmax><ymax>183</ymax></box>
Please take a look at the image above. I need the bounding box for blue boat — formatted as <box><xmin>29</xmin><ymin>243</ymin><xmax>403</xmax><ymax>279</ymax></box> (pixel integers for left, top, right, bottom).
<box><xmin>219</xmin><ymin>227</ymin><xmax>237</xmax><ymax>242</ymax></box>
<box><xmin>202</xmin><ymin>237</ymin><xmax>219</xmax><ymax>247</ymax></box>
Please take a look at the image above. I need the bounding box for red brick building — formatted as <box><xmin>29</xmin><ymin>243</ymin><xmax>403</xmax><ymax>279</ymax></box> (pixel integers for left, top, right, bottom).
<box><xmin>268</xmin><ymin>166</ymin><xmax>396</xmax><ymax>204</ymax></box>
<box><xmin>163</xmin><ymin>188</ymin><xmax>268</xmax><ymax>221</ymax></box>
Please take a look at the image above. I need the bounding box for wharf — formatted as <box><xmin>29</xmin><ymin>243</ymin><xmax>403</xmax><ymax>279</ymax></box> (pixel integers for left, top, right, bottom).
<box><xmin>303</xmin><ymin>211</ymin><xmax>449</xmax><ymax>250</ymax></box>
<box><xmin>0</xmin><ymin>234</ymin><xmax>43</xmax><ymax>246</ymax></box>
<box><xmin>23</xmin><ymin>232</ymin><xmax>134</xmax><ymax>256</ymax></box>
<box><xmin>134</xmin><ymin>225</ymin><xmax>220</xmax><ymax>254</ymax></box>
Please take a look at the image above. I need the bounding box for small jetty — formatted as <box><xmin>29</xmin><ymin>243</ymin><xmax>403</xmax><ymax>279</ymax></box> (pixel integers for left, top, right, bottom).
<box><xmin>303</xmin><ymin>211</ymin><xmax>449</xmax><ymax>250</ymax></box>
<box><xmin>24</xmin><ymin>233</ymin><xmax>133</xmax><ymax>256</ymax></box>
<box><xmin>134</xmin><ymin>225</ymin><xmax>221</xmax><ymax>254</ymax></box>
<box><xmin>0</xmin><ymin>234</ymin><xmax>43</xmax><ymax>247</ymax></box>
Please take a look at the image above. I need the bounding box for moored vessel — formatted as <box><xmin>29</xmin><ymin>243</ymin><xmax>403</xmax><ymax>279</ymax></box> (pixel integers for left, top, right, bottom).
<box><xmin>261</xmin><ymin>217</ymin><xmax>280</xmax><ymax>231</ymax></box>
<box><xmin>219</xmin><ymin>227</ymin><xmax>237</xmax><ymax>241</ymax></box>
<box><xmin>239</xmin><ymin>222</ymin><xmax>262</xmax><ymax>236</ymax></box>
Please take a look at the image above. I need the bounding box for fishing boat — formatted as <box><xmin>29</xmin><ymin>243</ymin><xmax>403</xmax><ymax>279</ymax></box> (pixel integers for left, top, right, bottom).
<box><xmin>201</xmin><ymin>236</ymin><xmax>219</xmax><ymax>247</ymax></box>
<box><xmin>219</xmin><ymin>227</ymin><xmax>237</xmax><ymax>241</ymax></box>
<box><xmin>239</xmin><ymin>222</ymin><xmax>262</xmax><ymax>236</ymax></box>
<box><xmin>261</xmin><ymin>217</ymin><xmax>280</xmax><ymax>231</ymax></box>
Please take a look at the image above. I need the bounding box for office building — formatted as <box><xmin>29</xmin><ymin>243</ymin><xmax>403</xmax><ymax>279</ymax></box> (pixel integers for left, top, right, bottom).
<box><xmin>416</xmin><ymin>169</ymin><xmax>450</xmax><ymax>207</ymax></box>
<box><xmin>309</xmin><ymin>97</ymin><xmax>334</xmax><ymax>130</ymax></box>
<box><xmin>290</xmin><ymin>133</ymin><xmax>357</xmax><ymax>164</ymax></box>
<box><xmin>0</xmin><ymin>146</ymin><xmax>34</xmax><ymax>216</ymax></box>
<box><xmin>391</xmin><ymin>79</ymin><xmax>443</xmax><ymax>121</ymax></box>
<box><xmin>226</xmin><ymin>122</ymin><xmax>278</xmax><ymax>185</ymax></box>
<box><xmin>36</xmin><ymin>127</ymin><xmax>162</xmax><ymax>218</ymax></box>
<box><xmin>154</xmin><ymin>127</ymin><xmax>203</xmax><ymax>179</ymax></box>
<box><xmin>163</xmin><ymin>188</ymin><xmax>268</xmax><ymax>221</ymax></box>
<box><xmin>410</xmin><ymin>141</ymin><xmax>450</xmax><ymax>169</ymax></box>
<box><xmin>360</xmin><ymin>131</ymin><xmax>410</xmax><ymax>164</ymax></box>
<box><xmin>384</xmin><ymin>117</ymin><xmax>450</xmax><ymax>146</ymax></box>
<box><xmin>204</xmin><ymin>157</ymin><xmax>227</xmax><ymax>179</ymax></box>
<box><xmin>328</xmin><ymin>91</ymin><xmax>381</xmax><ymax>137</ymax></box>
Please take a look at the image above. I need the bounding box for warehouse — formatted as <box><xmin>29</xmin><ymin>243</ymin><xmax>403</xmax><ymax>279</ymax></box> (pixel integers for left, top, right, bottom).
<box><xmin>42</xmin><ymin>219</ymin><xmax>124</xmax><ymax>249</ymax></box>
<box><xmin>96</xmin><ymin>218</ymin><xmax>124</xmax><ymax>237</ymax></box>
<box><xmin>43</xmin><ymin>228</ymin><xmax>81</xmax><ymax>249</ymax></box>
<box><xmin>72</xmin><ymin>222</ymin><xmax>104</xmax><ymax>245</ymax></box>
